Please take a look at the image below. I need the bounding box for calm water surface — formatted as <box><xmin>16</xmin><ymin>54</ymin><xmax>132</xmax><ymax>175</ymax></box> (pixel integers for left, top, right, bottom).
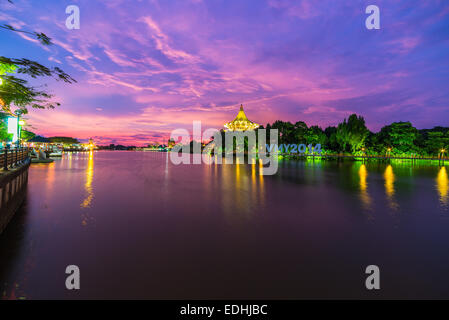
<box><xmin>1</xmin><ymin>151</ymin><xmax>449</xmax><ymax>299</ymax></box>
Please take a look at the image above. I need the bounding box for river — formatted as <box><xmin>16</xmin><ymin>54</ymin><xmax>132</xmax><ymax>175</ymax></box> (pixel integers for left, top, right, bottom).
<box><xmin>0</xmin><ymin>151</ymin><xmax>448</xmax><ymax>299</ymax></box>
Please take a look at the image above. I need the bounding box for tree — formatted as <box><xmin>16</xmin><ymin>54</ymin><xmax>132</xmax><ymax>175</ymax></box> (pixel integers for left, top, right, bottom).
<box><xmin>49</xmin><ymin>136</ymin><xmax>80</xmax><ymax>144</ymax></box>
<box><xmin>0</xmin><ymin>1</ymin><xmax>75</xmax><ymax>115</ymax></box>
<box><xmin>0</xmin><ymin>58</ymin><xmax>76</xmax><ymax>115</ymax></box>
<box><xmin>292</xmin><ymin>121</ymin><xmax>308</xmax><ymax>143</ymax></box>
<box><xmin>0</xmin><ymin>21</ymin><xmax>52</xmax><ymax>46</ymax></box>
<box><xmin>376</xmin><ymin>122</ymin><xmax>420</xmax><ymax>155</ymax></box>
<box><xmin>269</xmin><ymin>120</ymin><xmax>311</xmax><ymax>144</ymax></box>
<box><xmin>422</xmin><ymin>130</ymin><xmax>449</xmax><ymax>156</ymax></box>
<box><xmin>304</xmin><ymin>125</ymin><xmax>326</xmax><ymax>146</ymax></box>
<box><xmin>0</xmin><ymin>112</ymin><xmax>12</xmax><ymax>141</ymax></box>
<box><xmin>324</xmin><ymin>126</ymin><xmax>339</xmax><ymax>152</ymax></box>
<box><xmin>271</xmin><ymin>120</ymin><xmax>297</xmax><ymax>144</ymax></box>
<box><xmin>336</xmin><ymin>114</ymin><xmax>369</xmax><ymax>153</ymax></box>
<box><xmin>21</xmin><ymin>129</ymin><xmax>36</xmax><ymax>141</ymax></box>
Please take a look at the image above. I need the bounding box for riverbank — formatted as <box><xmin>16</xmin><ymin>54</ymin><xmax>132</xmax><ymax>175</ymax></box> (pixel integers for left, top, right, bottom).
<box><xmin>0</xmin><ymin>159</ymin><xmax>30</xmax><ymax>234</ymax></box>
<box><xmin>278</xmin><ymin>153</ymin><xmax>448</xmax><ymax>164</ymax></box>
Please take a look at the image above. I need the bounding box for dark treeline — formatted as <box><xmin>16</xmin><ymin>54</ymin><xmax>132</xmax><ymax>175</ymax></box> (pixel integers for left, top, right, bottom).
<box><xmin>262</xmin><ymin>114</ymin><xmax>449</xmax><ymax>157</ymax></box>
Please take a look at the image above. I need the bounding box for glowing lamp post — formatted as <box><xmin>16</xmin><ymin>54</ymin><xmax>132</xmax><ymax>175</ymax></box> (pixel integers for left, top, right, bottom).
<box><xmin>7</xmin><ymin>112</ymin><xmax>25</xmax><ymax>148</ymax></box>
<box><xmin>361</xmin><ymin>147</ymin><xmax>366</xmax><ymax>162</ymax></box>
<box><xmin>7</xmin><ymin>116</ymin><xmax>18</xmax><ymax>146</ymax></box>
<box><xmin>18</xmin><ymin>119</ymin><xmax>25</xmax><ymax>147</ymax></box>
<box><xmin>15</xmin><ymin>111</ymin><xmax>24</xmax><ymax>148</ymax></box>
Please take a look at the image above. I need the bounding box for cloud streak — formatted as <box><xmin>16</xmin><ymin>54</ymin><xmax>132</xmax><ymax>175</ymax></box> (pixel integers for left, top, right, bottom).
<box><xmin>2</xmin><ymin>0</ymin><xmax>449</xmax><ymax>145</ymax></box>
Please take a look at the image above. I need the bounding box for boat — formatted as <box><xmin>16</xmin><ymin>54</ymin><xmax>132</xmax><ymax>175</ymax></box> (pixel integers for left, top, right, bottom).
<box><xmin>49</xmin><ymin>145</ymin><xmax>63</xmax><ymax>157</ymax></box>
<box><xmin>31</xmin><ymin>158</ymin><xmax>54</xmax><ymax>163</ymax></box>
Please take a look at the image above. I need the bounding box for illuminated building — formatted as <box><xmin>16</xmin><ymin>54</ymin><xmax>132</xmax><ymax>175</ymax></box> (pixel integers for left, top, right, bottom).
<box><xmin>168</xmin><ymin>138</ymin><xmax>176</xmax><ymax>149</ymax></box>
<box><xmin>224</xmin><ymin>104</ymin><xmax>259</xmax><ymax>131</ymax></box>
<box><xmin>82</xmin><ymin>138</ymin><xmax>96</xmax><ymax>150</ymax></box>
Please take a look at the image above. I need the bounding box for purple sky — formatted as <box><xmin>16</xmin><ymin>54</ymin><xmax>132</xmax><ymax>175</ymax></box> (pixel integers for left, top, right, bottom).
<box><xmin>2</xmin><ymin>0</ymin><xmax>449</xmax><ymax>145</ymax></box>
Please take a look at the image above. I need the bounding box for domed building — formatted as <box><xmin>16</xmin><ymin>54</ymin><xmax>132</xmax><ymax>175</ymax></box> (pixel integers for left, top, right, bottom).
<box><xmin>224</xmin><ymin>104</ymin><xmax>259</xmax><ymax>131</ymax></box>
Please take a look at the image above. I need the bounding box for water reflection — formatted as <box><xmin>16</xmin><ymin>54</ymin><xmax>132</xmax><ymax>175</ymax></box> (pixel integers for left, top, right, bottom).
<box><xmin>358</xmin><ymin>164</ymin><xmax>371</xmax><ymax>210</ymax></box>
<box><xmin>66</xmin><ymin>152</ymin><xmax>73</xmax><ymax>169</ymax></box>
<box><xmin>3</xmin><ymin>152</ymin><xmax>449</xmax><ymax>299</ymax></box>
<box><xmin>384</xmin><ymin>165</ymin><xmax>398</xmax><ymax>210</ymax></box>
<box><xmin>45</xmin><ymin>162</ymin><xmax>55</xmax><ymax>194</ymax></box>
<box><xmin>436</xmin><ymin>166</ymin><xmax>448</xmax><ymax>206</ymax></box>
<box><xmin>164</xmin><ymin>152</ymin><xmax>170</xmax><ymax>195</ymax></box>
<box><xmin>80</xmin><ymin>151</ymin><xmax>95</xmax><ymax>226</ymax></box>
<box><xmin>258</xmin><ymin>160</ymin><xmax>265</xmax><ymax>208</ymax></box>
<box><xmin>220</xmin><ymin>160</ymin><xmax>266</xmax><ymax>223</ymax></box>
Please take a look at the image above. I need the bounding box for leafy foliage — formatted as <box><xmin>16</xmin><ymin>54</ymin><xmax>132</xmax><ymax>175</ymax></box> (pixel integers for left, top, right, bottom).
<box><xmin>49</xmin><ymin>136</ymin><xmax>80</xmax><ymax>144</ymax></box>
<box><xmin>0</xmin><ymin>112</ymin><xmax>13</xmax><ymax>141</ymax></box>
<box><xmin>375</xmin><ymin>122</ymin><xmax>419</xmax><ymax>155</ymax></box>
<box><xmin>420</xmin><ymin>128</ymin><xmax>449</xmax><ymax>155</ymax></box>
<box><xmin>0</xmin><ymin>24</ymin><xmax>52</xmax><ymax>46</ymax></box>
<box><xmin>265</xmin><ymin>115</ymin><xmax>449</xmax><ymax>156</ymax></box>
<box><xmin>0</xmin><ymin>57</ymin><xmax>76</xmax><ymax>113</ymax></box>
<box><xmin>0</xmin><ymin>2</ymin><xmax>75</xmax><ymax>114</ymax></box>
<box><xmin>335</xmin><ymin>114</ymin><xmax>369</xmax><ymax>153</ymax></box>
<box><xmin>21</xmin><ymin>129</ymin><xmax>36</xmax><ymax>141</ymax></box>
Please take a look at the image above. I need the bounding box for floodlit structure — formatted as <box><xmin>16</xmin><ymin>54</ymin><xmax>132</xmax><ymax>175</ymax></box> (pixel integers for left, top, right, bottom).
<box><xmin>224</xmin><ymin>104</ymin><xmax>259</xmax><ymax>131</ymax></box>
<box><xmin>82</xmin><ymin>138</ymin><xmax>96</xmax><ymax>150</ymax></box>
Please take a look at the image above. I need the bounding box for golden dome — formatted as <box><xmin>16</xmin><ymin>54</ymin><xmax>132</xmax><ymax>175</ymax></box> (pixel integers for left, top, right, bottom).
<box><xmin>224</xmin><ymin>104</ymin><xmax>259</xmax><ymax>131</ymax></box>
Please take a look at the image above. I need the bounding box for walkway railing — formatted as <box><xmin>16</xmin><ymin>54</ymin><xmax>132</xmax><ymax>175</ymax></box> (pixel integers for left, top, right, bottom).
<box><xmin>0</xmin><ymin>148</ymin><xmax>30</xmax><ymax>234</ymax></box>
<box><xmin>0</xmin><ymin>148</ymin><xmax>30</xmax><ymax>171</ymax></box>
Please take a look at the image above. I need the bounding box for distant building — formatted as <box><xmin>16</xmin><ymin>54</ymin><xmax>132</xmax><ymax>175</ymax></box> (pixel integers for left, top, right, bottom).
<box><xmin>81</xmin><ymin>138</ymin><xmax>96</xmax><ymax>150</ymax></box>
<box><xmin>224</xmin><ymin>104</ymin><xmax>259</xmax><ymax>131</ymax></box>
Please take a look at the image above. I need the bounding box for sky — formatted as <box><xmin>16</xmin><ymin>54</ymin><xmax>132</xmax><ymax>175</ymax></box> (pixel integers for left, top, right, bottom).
<box><xmin>1</xmin><ymin>0</ymin><xmax>449</xmax><ymax>145</ymax></box>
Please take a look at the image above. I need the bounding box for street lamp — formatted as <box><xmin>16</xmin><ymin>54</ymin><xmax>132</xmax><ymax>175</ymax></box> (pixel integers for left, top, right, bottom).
<box><xmin>14</xmin><ymin>110</ymin><xmax>24</xmax><ymax>148</ymax></box>
<box><xmin>360</xmin><ymin>147</ymin><xmax>366</xmax><ymax>162</ymax></box>
<box><xmin>440</xmin><ymin>148</ymin><xmax>446</xmax><ymax>165</ymax></box>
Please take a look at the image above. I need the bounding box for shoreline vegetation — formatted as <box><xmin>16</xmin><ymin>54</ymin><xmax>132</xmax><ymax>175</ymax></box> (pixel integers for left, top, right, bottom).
<box><xmin>260</xmin><ymin>114</ymin><xmax>448</xmax><ymax>159</ymax></box>
<box><xmin>2</xmin><ymin>113</ymin><xmax>448</xmax><ymax>165</ymax></box>
<box><xmin>163</xmin><ymin>114</ymin><xmax>449</xmax><ymax>165</ymax></box>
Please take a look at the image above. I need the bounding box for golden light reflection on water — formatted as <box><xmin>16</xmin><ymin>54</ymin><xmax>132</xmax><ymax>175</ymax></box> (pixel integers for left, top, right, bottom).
<box><xmin>436</xmin><ymin>166</ymin><xmax>448</xmax><ymax>206</ymax></box>
<box><xmin>164</xmin><ymin>152</ymin><xmax>170</xmax><ymax>193</ymax></box>
<box><xmin>45</xmin><ymin>161</ymin><xmax>55</xmax><ymax>193</ymax></box>
<box><xmin>220</xmin><ymin>158</ymin><xmax>266</xmax><ymax>222</ymax></box>
<box><xmin>384</xmin><ymin>165</ymin><xmax>398</xmax><ymax>210</ymax></box>
<box><xmin>258</xmin><ymin>160</ymin><xmax>265</xmax><ymax>208</ymax></box>
<box><xmin>358</xmin><ymin>164</ymin><xmax>371</xmax><ymax>210</ymax></box>
<box><xmin>66</xmin><ymin>152</ymin><xmax>73</xmax><ymax>169</ymax></box>
<box><xmin>80</xmin><ymin>152</ymin><xmax>95</xmax><ymax>225</ymax></box>
<box><xmin>235</xmin><ymin>158</ymin><xmax>243</xmax><ymax>216</ymax></box>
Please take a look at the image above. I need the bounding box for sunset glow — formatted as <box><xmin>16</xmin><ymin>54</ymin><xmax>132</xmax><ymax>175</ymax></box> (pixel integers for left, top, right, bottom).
<box><xmin>2</xmin><ymin>0</ymin><xmax>449</xmax><ymax>145</ymax></box>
